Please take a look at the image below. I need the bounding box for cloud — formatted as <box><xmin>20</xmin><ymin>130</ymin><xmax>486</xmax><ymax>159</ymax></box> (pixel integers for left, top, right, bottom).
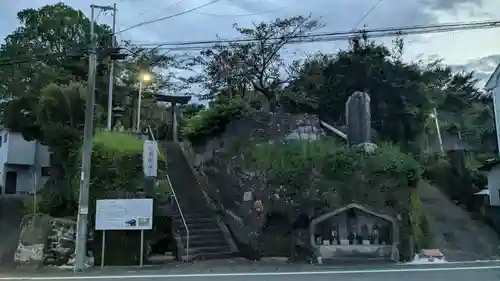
<box><xmin>452</xmin><ymin>54</ymin><xmax>500</xmax><ymax>87</ymax></box>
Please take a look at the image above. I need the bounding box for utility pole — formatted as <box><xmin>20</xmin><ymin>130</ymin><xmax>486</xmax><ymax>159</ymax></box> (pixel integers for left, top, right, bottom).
<box><xmin>74</xmin><ymin>4</ymin><xmax>115</xmax><ymax>272</ymax></box>
<box><xmin>136</xmin><ymin>80</ymin><xmax>143</xmax><ymax>132</ymax></box>
<box><xmin>106</xmin><ymin>3</ymin><xmax>117</xmax><ymax>130</ymax></box>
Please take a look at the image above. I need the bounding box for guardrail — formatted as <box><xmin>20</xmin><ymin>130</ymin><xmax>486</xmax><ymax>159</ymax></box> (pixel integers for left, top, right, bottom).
<box><xmin>147</xmin><ymin>125</ymin><xmax>190</xmax><ymax>261</ymax></box>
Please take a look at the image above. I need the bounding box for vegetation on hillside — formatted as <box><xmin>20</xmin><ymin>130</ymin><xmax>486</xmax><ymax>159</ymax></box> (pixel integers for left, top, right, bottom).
<box><xmin>183</xmin><ymin>98</ymin><xmax>255</xmax><ymax>145</ymax></box>
<box><xmin>1</xmin><ymin>2</ymin><xmax>496</xmax><ymax>262</ymax></box>
<box><xmin>247</xmin><ymin>140</ymin><xmax>420</xmax><ymax>206</ymax></box>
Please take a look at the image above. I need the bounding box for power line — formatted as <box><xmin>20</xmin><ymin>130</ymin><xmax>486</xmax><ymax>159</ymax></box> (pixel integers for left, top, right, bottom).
<box><xmin>137</xmin><ymin>0</ymin><xmax>188</xmax><ymax>17</ymax></box>
<box><xmin>352</xmin><ymin>0</ymin><xmax>385</xmax><ymax>30</ymax></box>
<box><xmin>2</xmin><ymin>20</ymin><xmax>499</xmax><ymax>67</ymax></box>
<box><xmin>150</xmin><ymin>22</ymin><xmax>500</xmax><ymax>53</ymax></box>
<box><xmin>130</xmin><ymin>19</ymin><xmax>500</xmax><ymax>50</ymax></box>
<box><xmin>197</xmin><ymin>7</ymin><xmax>285</xmax><ymax>17</ymax></box>
<box><xmin>115</xmin><ymin>0</ymin><xmax>224</xmax><ymax>35</ymax></box>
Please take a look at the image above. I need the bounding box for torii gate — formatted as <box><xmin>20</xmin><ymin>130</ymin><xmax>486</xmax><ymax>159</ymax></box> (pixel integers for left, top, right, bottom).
<box><xmin>153</xmin><ymin>94</ymin><xmax>191</xmax><ymax>142</ymax></box>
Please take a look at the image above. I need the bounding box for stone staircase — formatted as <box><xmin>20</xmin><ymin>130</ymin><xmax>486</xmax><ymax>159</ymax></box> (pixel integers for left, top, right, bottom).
<box><xmin>161</xmin><ymin>141</ymin><xmax>237</xmax><ymax>261</ymax></box>
<box><xmin>173</xmin><ymin>210</ymin><xmax>234</xmax><ymax>260</ymax></box>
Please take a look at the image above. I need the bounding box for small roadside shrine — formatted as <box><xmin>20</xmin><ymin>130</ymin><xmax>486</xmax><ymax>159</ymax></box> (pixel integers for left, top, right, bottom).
<box><xmin>309</xmin><ymin>204</ymin><xmax>399</xmax><ymax>261</ymax></box>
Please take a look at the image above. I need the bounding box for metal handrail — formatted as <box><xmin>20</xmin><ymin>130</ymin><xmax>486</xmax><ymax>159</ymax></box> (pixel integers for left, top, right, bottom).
<box><xmin>147</xmin><ymin>125</ymin><xmax>190</xmax><ymax>261</ymax></box>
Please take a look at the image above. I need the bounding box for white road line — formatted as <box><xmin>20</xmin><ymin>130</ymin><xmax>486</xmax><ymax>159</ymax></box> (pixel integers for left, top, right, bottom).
<box><xmin>401</xmin><ymin>259</ymin><xmax>500</xmax><ymax>265</ymax></box>
<box><xmin>1</xmin><ymin>265</ymin><xmax>500</xmax><ymax>280</ymax></box>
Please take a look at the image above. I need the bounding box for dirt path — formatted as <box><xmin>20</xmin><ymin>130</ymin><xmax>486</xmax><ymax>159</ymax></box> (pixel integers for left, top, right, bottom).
<box><xmin>417</xmin><ymin>181</ymin><xmax>500</xmax><ymax>261</ymax></box>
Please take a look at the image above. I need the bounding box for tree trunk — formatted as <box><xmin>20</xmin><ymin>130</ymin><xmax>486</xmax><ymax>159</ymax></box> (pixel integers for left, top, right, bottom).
<box><xmin>253</xmin><ymin>84</ymin><xmax>277</xmax><ymax>112</ymax></box>
<box><xmin>267</xmin><ymin>95</ymin><xmax>278</xmax><ymax>112</ymax></box>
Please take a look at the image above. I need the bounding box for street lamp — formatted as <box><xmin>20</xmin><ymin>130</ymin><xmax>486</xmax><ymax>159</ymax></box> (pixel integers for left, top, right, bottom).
<box><xmin>430</xmin><ymin>107</ymin><xmax>444</xmax><ymax>156</ymax></box>
<box><xmin>136</xmin><ymin>72</ymin><xmax>152</xmax><ymax>132</ymax></box>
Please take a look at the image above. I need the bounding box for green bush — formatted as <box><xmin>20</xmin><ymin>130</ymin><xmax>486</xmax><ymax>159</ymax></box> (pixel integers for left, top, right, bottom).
<box><xmin>248</xmin><ymin>140</ymin><xmax>421</xmax><ymax>207</ymax></box>
<box><xmin>88</xmin><ymin>132</ymin><xmax>168</xmax><ymax>265</ymax></box>
<box><xmin>246</xmin><ymin>140</ymin><xmax>421</xmax><ymax>260</ymax></box>
<box><xmin>183</xmin><ymin>98</ymin><xmax>253</xmax><ymax>145</ymax></box>
<box><xmin>86</xmin><ymin>132</ymin><xmax>167</xmax><ymax>219</ymax></box>
<box><xmin>37</xmin><ymin>132</ymin><xmax>167</xmax><ymax>219</ymax></box>
<box><xmin>465</xmin><ymin>155</ymin><xmax>488</xmax><ymax>190</ymax></box>
<box><xmin>411</xmin><ymin>189</ymin><xmax>430</xmax><ymax>251</ymax></box>
<box><xmin>23</xmin><ymin>196</ymin><xmax>39</xmax><ymax>215</ymax></box>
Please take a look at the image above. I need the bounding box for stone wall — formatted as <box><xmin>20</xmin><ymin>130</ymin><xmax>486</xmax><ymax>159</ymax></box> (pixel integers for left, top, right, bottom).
<box><xmin>181</xmin><ymin>112</ymin><xmax>325</xmax><ymax>258</ymax></box>
<box><xmin>14</xmin><ymin>214</ymin><xmax>51</xmax><ymax>268</ymax></box>
<box><xmin>184</xmin><ymin>112</ymin><xmax>323</xmax><ymax>217</ymax></box>
<box><xmin>14</xmin><ymin>214</ymin><xmax>93</xmax><ymax>268</ymax></box>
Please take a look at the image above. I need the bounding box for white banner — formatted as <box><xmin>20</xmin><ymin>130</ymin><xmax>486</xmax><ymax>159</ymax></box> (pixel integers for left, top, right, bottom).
<box><xmin>95</xmin><ymin>199</ymin><xmax>153</xmax><ymax>230</ymax></box>
<box><xmin>142</xmin><ymin>140</ymin><xmax>158</xmax><ymax>177</ymax></box>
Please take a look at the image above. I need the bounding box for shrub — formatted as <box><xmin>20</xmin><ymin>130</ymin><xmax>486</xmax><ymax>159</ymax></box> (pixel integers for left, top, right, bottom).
<box><xmin>87</xmin><ymin>132</ymin><xmax>168</xmax><ymax>265</ymax></box>
<box><xmin>247</xmin><ymin>140</ymin><xmax>422</xmax><ymax>260</ymax></box>
<box><xmin>411</xmin><ymin>188</ymin><xmax>430</xmax><ymax>251</ymax></box>
<box><xmin>183</xmin><ymin>99</ymin><xmax>253</xmax><ymax>145</ymax></box>
<box><xmin>86</xmin><ymin>132</ymin><xmax>167</xmax><ymax>219</ymax></box>
<box><xmin>37</xmin><ymin>132</ymin><xmax>167</xmax><ymax>219</ymax></box>
<box><xmin>248</xmin><ymin>140</ymin><xmax>421</xmax><ymax>208</ymax></box>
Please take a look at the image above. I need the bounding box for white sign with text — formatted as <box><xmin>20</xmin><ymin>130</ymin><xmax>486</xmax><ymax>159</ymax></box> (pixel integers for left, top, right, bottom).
<box><xmin>142</xmin><ymin>140</ymin><xmax>158</xmax><ymax>177</ymax></box>
<box><xmin>95</xmin><ymin>199</ymin><xmax>153</xmax><ymax>230</ymax></box>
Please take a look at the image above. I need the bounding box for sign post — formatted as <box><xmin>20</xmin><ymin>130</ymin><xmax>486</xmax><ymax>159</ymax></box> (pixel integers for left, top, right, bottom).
<box><xmin>95</xmin><ymin>199</ymin><xmax>153</xmax><ymax>267</ymax></box>
<box><xmin>101</xmin><ymin>230</ymin><xmax>106</xmax><ymax>268</ymax></box>
<box><xmin>140</xmin><ymin>230</ymin><xmax>145</xmax><ymax>267</ymax></box>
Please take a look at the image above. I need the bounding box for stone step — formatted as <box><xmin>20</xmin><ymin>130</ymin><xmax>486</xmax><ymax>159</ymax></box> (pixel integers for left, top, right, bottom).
<box><xmin>174</xmin><ymin>216</ymin><xmax>215</xmax><ymax>224</ymax></box>
<box><xmin>148</xmin><ymin>252</ymin><xmax>175</xmax><ymax>263</ymax></box>
<box><xmin>185</xmin><ymin>221</ymin><xmax>219</xmax><ymax>229</ymax></box>
<box><xmin>189</xmin><ymin>245</ymin><xmax>231</xmax><ymax>255</ymax></box>
<box><xmin>184</xmin><ymin>251</ymin><xmax>235</xmax><ymax>261</ymax></box>
<box><xmin>178</xmin><ymin>227</ymin><xmax>221</xmax><ymax>236</ymax></box>
<box><xmin>173</xmin><ymin>212</ymin><xmax>216</xmax><ymax>220</ymax></box>
<box><xmin>182</xmin><ymin>236</ymin><xmax>228</xmax><ymax>248</ymax></box>
<box><xmin>182</xmin><ymin>233</ymin><xmax>227</xmax><ymax>241</ymax></box>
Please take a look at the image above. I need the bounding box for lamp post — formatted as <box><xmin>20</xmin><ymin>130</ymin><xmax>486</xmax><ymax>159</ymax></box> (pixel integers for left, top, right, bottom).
<box><xmin>136</xmin><ymin>72</ymin><xmax>152</xmax><ymax>132</ymax></box>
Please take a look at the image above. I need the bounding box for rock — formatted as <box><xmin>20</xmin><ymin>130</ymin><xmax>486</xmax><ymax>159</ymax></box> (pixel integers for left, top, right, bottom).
<box><xmin>14</xmin><ymin>214</ymin><xmax>92</xmax><ymax>268</ymax></box>
<box><xmin>14</xmin><ymin>214</ymin><xmax>52</xmax><ymax>268</ymax></box>
<box><xmin>44</xmin><ymin>218</ymin><xmax>76</xmax><ymax>266</ymax></box>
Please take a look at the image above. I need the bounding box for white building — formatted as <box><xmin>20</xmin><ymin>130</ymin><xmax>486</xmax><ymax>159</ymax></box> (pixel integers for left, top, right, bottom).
<box><xmin>0</xmin><ymin>126</ymin><xmax>51</xmax><ymax>195</ymax></box>
<box><xmin>482</xmin><ymin>64</ymin><xmax>500</xmax><ymax>206</ymax></box>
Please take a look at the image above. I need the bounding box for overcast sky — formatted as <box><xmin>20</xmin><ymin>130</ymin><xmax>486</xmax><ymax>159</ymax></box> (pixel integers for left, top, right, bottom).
<box><xmin>1</xmin><ymin>0</ymin><xmax>500</xmax><ymax>85</ymax></box>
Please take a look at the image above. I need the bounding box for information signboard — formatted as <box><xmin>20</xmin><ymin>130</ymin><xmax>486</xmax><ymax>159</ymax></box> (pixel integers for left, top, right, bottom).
<box><xmin>95</xmin><ymin>199</ymin><xmax>153</xmax><ymax>230</ymax></box>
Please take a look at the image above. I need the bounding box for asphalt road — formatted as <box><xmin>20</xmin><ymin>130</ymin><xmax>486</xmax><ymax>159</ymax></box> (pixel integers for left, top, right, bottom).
<box><xmin>2</xmin><ymin>262</ymin><xmax>500</xmax><ymax>281</ymax></box>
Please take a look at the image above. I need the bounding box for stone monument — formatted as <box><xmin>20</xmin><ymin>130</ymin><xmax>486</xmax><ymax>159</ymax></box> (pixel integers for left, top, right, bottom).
<box><xmin>345</xmin><ymin>91</ymin><xmax>377</xmax><ymax>152</ymax></box>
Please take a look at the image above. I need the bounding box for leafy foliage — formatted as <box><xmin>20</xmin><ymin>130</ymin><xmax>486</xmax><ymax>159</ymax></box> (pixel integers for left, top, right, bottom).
<box><xmin>180</xmin><ymin>103</ymin><xmax>206</xmax><ymax>120</ymax></box>
<box><xmin>36</xmin><ymin>131</ymin><xmax>166</xmax><ymax>217</ymax></box>
<box><xmin>283</xmin><ymin>34</ymin><xmax>492</xmax><ymax>154</ymax></box>
<box><xmin>5</xmin><ymin>82</ymin><xmax>90</xmax><ymax>217</ymax></box>
<box><xmin>248</xmin><ymin>140</ymin><xmax>421</xmax><ymax>208</ymax></box>
<box><xmin>183</xmin><ymin>99</ymin><xmax>254</xmax><ymax>145</ymax></box>
<box><xmin>191</xmin><ymin>16</ymin><xmax>321</xmax><ymax>111</ymax></box>
<box><xmin>0</xmin><ymin>3</ymin><xmax>111</xmax><ymax>101</ymax></box>
<box><xmin>411</xmin><ymin>188</ymin><xmax>430</xmax><ymax>251</ymax></box>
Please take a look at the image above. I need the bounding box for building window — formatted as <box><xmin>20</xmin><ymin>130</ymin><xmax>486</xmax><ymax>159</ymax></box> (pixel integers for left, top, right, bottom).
<box><xmin>0</xmin><ymin>136</ymin><xmax>3</xmax><ymax>147</ymax></box>
<box><xmin>41</xmin><ymin>167</ymin><xmax>51</xmax><ymax>177</ymax></box>
<box><xmin>4</xmin><ymin>133</ymin><xmax>7</xmax><ymax>143</ymax></box>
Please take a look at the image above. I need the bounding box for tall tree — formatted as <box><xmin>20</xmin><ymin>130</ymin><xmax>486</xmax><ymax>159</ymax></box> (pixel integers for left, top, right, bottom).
<box><xmin>0</xmin><ymin>3</ymin><xmax>111</xmax><ymax>101</ymax></box>
<box><xmin>194</xmin><ymin>15</ymin><xmax>321</xmax><ymax>110</ymax></box>
<box><xmin>283</xmin><ymin>34</ymin><xmax>489</xmax><ymax>151</ymax></box>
